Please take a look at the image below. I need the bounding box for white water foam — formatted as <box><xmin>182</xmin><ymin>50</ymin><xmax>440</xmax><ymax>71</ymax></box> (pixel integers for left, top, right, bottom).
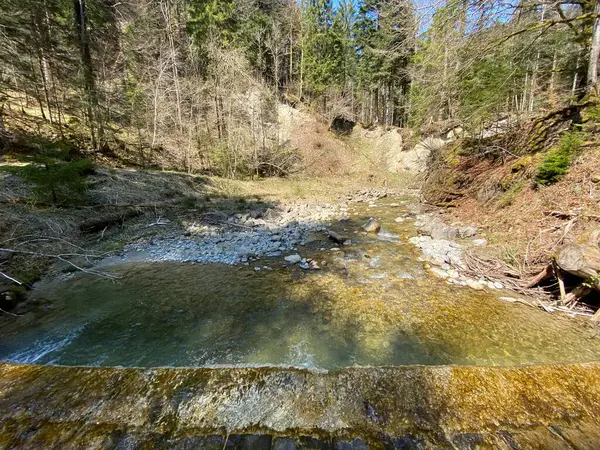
<box><xmin>4</xmin><ymin>325</ymin><xmax>86</xmax><ymax>365</ymax></box>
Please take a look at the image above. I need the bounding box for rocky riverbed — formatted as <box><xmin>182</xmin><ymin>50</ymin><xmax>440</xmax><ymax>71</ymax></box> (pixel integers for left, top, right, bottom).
<box><xmin>121</xmin><ymin>203</ymin><xmax>341</xmax><ymax>265</ymax></box>
<box><xmin>104</xmin><ymin>190</ymin><xmax>509</xmax><ymax>295</ymax></box>
<box><xmin>409</xmin><ymin>212</ymin><xmax>506</xmax><ymax>292</ymax></box>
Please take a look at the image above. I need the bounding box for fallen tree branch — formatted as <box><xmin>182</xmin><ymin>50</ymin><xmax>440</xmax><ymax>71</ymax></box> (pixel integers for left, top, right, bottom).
<box><xmin>526</xmin><ymin>264</ymin><xmax>553</xmax><ymax>288</ymax></box>
<box><xmin>0</xmin><ymin>271</ymin><xmax>23</xmax><ymax>285</ymax></box>
<box><xmin>0</xmin><ymin>307</ymin><xmax>20</xmax><ymax>317</ymax></box>
<box><xmin>545</xmin><ymin>210</ymin><xmax>600</xmax><ymax>222</ymax></box>
<box><xmin>0</xmin><ymin>248</ymin><xmax>118</xmax><ymax>280</ymax></box>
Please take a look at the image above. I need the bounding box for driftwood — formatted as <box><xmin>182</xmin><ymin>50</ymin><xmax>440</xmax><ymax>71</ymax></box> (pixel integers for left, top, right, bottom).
<box><xmin>526</xmin><ymin>232</ymin><xmax>600</xmax><ymax>318</ymax></box>
<box><xmin>565</xmin><ymin>285</ymin><xmax>592</xmax><ymax>306</ymax></box>
<box><xmin>555</xmin><ymin>243</ymin><xmax>600</xmax><ymax>290</ymax></box>
<box><xmin>526</xmin><ymin>264</ymin><xmax>553</xmax><ymax>288</ymax></box>
<box><xmin>79</xmin><ymin>208</ymin><xmax>142</xmax><ymax>233</ymax></box>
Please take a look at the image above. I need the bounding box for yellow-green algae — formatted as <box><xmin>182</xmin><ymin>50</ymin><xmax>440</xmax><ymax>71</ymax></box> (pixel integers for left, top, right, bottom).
<box><xmin>2</xmin><ymin>362</ymin><xmax>600</xmax><ymax>448</ymax></box>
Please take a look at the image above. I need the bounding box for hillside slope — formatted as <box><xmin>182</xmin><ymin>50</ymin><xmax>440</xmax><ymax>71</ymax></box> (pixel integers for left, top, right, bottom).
<box><xmin>421</xmin><ymin>102</ymin><xmax>600</xmax><ymax>307</ymax></box>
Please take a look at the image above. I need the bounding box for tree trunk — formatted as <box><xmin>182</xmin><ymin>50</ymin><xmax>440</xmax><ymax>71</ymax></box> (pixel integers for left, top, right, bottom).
<box><xmin>74</xmin><ymin>0</ymin><xmax>101</xmax><ymax>150</ymax></box>
<box><xmin>587</xmin><ymin>0</ymin><xmax>600</xmax><ymax>94</ymax></box>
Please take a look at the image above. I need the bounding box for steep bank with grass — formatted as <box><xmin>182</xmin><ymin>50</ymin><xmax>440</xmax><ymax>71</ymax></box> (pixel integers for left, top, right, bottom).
<box><xmin>421</xmin><ymin>101</ymin><xmax>600</xmax><ymax>313</ymax></box>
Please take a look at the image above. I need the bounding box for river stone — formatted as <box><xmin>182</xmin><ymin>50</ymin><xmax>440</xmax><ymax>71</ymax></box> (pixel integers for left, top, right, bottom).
<box><xmin>459</xmin><ymin>226</ymin><xmax>478</xmax><ymax>238</ymax></box>
<box><xmin>328</xmin><ymin>231</ymin><xmax>346</xmax><ymax>244</ymax></box>
<box><xmin>284</xmin><ymin>254</ymin><xmax>302</xmax><ymax>264</ymax></box>
<box><xmin>430</xmin><ymin>267</ymin><xmax>449</xmax><ymax>279</ymax></box>
<box><xmin>467</xmin><ymin>279</ymin><xmax>485</xmax><ymax>290</ymax></box>
<box><xmin>472</xmin><ymin>238</ymin><xmax>488</xmax><ymax>247</ymax></box>
<box><xmin>362</xmin><ymin>219</ymin><xmax>381</xmax><ymax>233</ymax></box>
<box><xmin>592</xmin><ymin>175</ymin><xmax>600</xmax><ymax>183</ymax></box>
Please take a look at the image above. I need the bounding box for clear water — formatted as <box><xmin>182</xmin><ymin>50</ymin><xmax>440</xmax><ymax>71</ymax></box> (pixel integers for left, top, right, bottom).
<box><xmin>2</xmin><ymin>199</ymin><xmax>600</xmax><ymax>370</ymax></box>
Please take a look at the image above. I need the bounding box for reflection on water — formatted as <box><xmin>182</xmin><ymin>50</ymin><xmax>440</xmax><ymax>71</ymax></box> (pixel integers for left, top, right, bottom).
<box><xmin>2</xmin><ymin>199</ymin><xmax>600</xmax><ymax>369</ymax></box>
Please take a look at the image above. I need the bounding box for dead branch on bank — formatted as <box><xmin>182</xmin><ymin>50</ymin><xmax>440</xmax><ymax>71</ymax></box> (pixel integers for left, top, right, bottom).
<box><xmin>0</xmin><ymin>236</ymin><xmax>118</xmax><ymax>280</ymax></box>
<box><xmin>526</xmin><ymin>228</ymin><xmax>600</xmax><ymax>320</ymax></box>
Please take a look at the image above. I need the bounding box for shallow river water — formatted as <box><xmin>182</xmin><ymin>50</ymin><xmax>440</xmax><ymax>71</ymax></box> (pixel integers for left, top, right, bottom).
<box><xmin>2</xmin><ymin>198</ymin><xmax>600</xmax><ymax>370</ymax></box>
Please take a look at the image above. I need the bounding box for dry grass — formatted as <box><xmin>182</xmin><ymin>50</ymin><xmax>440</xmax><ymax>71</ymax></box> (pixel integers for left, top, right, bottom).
<box><xmin>209</xmin><ymin>172</ymin><xmax>416</xmax><ymax>204</ymax></box>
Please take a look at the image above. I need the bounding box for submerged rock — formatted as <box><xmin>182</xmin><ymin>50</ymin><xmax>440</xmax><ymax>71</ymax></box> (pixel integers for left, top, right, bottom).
<box><xmin>3</xmin><ymin>362</ymin><xmax>600</xmax><ymax>448</ymax></box>
<box><xmin>362</xmin><ymin>219</ymin><xmax>381</xmax><ymax>233</ymax></box>
<box><xmin>328</xmin><ymin>231</ymin><xmax>347</xmax><ymax>245</ymax></box>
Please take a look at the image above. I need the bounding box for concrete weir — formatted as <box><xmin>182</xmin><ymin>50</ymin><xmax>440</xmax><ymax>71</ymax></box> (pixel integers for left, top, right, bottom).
<box><xmin>2</xmin><ymin>363</ymin><xmax>600</xmax><ymax>448</ymax></box>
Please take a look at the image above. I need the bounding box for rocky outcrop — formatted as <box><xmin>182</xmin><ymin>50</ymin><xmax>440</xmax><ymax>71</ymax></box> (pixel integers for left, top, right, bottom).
<box><xmin>396</xmin><ymin>136</ymin><xmax>447</xmax><ymax>173</ymax></box>
<box><xmin>2</xmin><ymin>362</ymin><xmax>600</xmax><ymax>448</ymax></box>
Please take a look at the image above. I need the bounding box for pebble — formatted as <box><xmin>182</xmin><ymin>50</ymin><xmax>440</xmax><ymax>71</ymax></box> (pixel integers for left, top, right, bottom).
<box><xmin>467</xmin><ymin>279</ymin><xmax>485</xmax><ymax>290</ymax></box>
<box><xmin>362</xmin><ymin>219</ymin><xmax>381</xmax><ymax>233</ymax></box>
<box><xmin>122</xmin><ymin>203</ymin><xmax>341</xmax><ymax>266</ymax></box>
<box><xmin>430</xmin><ymin>267</ymin><xmax>450</xmax><ymax>279</ymax></box>
<box><xmin>472</xmin><ymin>238</ymin><xmax>488</xmax><ymax>247</ymax></box>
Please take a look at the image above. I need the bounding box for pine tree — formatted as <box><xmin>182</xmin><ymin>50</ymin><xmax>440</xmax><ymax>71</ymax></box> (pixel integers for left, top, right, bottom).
<box><xmin>300</xmin><ymin>0</ymin><xmax>343</xmax><ymax>97</ymax></box>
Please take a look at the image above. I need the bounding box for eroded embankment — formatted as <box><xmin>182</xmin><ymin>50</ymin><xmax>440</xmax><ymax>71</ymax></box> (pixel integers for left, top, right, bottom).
<box><xmin>1</xmin><ymin>362</ymin><xmax>600</xmax><ymax>448</ymax></box>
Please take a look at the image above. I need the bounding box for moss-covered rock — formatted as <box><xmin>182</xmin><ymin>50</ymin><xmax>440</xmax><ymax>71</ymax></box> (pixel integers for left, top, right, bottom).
<box><xmin>2</xmin><ymin>363</ymin><xmax>600</xmax><ymax>448</ymax></box>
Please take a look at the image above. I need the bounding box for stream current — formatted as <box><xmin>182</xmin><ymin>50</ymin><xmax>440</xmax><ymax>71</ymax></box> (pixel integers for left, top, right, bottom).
<box><xmin>2</xmin><ymin>198</ymin><xmax>600</xmax><ymax>370</ymax></box>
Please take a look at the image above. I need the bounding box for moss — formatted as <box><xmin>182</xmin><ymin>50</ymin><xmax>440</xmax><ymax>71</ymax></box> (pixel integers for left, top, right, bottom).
<box><xmin>497</xmin><ymin>181</ymin><xmax>525</xmax><ymax>208</ymax></box>
<box><xmin>535</xmin><ymin>132</ymin><xmax>584</xmax><ymax>186</ymax></box>
<box><xmin>511</xmin><ymin>155</ymin><xmax>533</xmax><ymax>173</ymax></box>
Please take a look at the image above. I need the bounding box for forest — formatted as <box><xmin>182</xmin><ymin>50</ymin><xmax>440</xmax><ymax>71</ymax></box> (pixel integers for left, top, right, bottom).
<box><xmin>0</xmin><ymin>0</ymin><xmax>598</xmax><ymax>177</ymax></box>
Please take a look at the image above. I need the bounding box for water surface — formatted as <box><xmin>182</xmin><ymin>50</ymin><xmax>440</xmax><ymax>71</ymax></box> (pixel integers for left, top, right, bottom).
<box><xmin>2</xmin><ymin>199</ymin><xmax>600</xmax><ymax>369</ymax></box>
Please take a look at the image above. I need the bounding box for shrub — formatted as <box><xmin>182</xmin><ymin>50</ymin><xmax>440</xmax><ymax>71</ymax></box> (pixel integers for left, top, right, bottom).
<box><xmin>535</xmin><ymin>132</ymin><xmax>583</xmax><ymax>186</ymax></box>
<box><xmin>19</xmin><ymin>159</ymin><xmax>94</xmax><ymax>205</ymax></box>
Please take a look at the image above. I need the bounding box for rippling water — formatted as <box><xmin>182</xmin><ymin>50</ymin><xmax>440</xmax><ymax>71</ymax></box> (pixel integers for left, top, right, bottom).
<box><xmin>2</xmin><ymin>198</ymin><xmax>600</xmax><ymax>369</ymax></box>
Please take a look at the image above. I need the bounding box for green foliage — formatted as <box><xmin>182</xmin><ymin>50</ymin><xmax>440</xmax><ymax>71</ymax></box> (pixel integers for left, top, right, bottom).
<box><xmin>497</xmin><ymin>181</ymin><xmax>525</xmax><ymax>208</ymax></box>
<box><xmin>583</xmin><ymin>275</ymin><xmax>600</xmax><ymax>289</ymax></box>
<box><xmin>535</xmin><ymin>132</ymin><xmax>584</xmax><ymax>186</ymax></box>
<box><xmin>188</xmin><ymin>0</ymin><xmax>236</xmax><ymax>46</ymax></box>
<box><xmin>16</xmin><ymin>158</ymin><xmax>94</xmax><ymax>205</ymax></box>
<box><xmin>301</xmin><ymin>0</ymin><xmax>345</xmax><ymax>95</ymax></box>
